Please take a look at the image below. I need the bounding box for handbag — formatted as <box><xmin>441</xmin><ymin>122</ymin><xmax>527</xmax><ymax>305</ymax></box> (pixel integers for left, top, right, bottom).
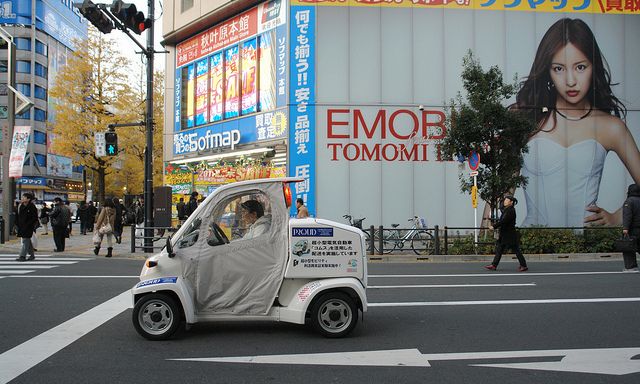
<box><xmin>614</xmin><ymin>235</ymin><xmax>637</xmax><ymax>252</ymax></box>
<box><xmin>92</xmin><ymin>231</ymin><xmax>101</xmax><ymax>246</ymax></box>
<box><xmin>98</xmin><ymin>222</ymin><xmax>113</xmax><ymax>235</ymax></box>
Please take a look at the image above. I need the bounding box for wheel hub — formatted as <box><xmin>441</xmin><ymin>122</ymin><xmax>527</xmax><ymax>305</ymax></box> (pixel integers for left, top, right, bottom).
<box><xmin>150</xmin><ymin>311</ymin><xmax>162</xmax><ymax>322</ymax></box>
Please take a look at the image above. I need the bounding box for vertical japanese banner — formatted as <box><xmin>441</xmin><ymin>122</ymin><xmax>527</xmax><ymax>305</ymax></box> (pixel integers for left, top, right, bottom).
<box><xmin>276</xmin><ymin>24</ymin><xmax>288</xmax><ymax>108</ymax></box>
<box><xmin>186</xmin><ymin>64</ymin><xmax>195</xmax><ymax>128</ymax></box>
<box><xmin>259</xmin><ymin>30</ymin><xmax>277</xmax><ymax>112</ymax></box>
<box><xmin>224</xmin><ymin>46</ymin><xmax>240</xmax><ymax>119</ymax></box>
<box><xmin>195</xmin><ymin>58</ymin><xmax>209</xmax><ymax>125</ymax></box>
<box><xmin>289</xmin><ymin>6</ymin><xmax>315</xmax><ymax>217</ymax></box>
<box><xmin>241</xmin><ymin>38</ymin><xmax>258</xmax><ymax>115</ymax></box>
<box><xmin>210</xmin><ymin>52</ymin><xmax>224</xmax><ymax>122</ymax></box>
<box><xmin>174</xmin><ymin>69</ymin><xmax>182</xmax><ymax>131</ymax></box>
<box><xmin>9</xmin><ymin>126</ymin><xmax>31</xmax><ymax>178</ymax></box>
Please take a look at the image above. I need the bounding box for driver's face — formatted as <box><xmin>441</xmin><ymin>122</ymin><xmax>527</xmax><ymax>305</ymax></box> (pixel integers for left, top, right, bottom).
<box><xmin>242</xmin><ymin>208</ymin><xmax>257</xmax><ymax>225</ymax></box>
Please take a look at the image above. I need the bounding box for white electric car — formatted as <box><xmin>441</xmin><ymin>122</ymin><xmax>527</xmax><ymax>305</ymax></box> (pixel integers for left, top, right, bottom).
<box><xmin>131</xmin><ymin>177</ymin><xmax>368</xmax><ymax>340</ymax></box>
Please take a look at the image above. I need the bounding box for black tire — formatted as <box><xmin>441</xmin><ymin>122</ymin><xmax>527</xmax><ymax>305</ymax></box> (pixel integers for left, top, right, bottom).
<box><xmin>132</xmin><ymin>293</ymin><xmax>182</xmax><ymax>341</ymax></box>
<box><xmin>309</xmin><ymin>292</ymin><xmax>358</xmax><ymax>338</ymax></box>
<box><xmin>374</xmin><ymin>229</ymin><xmax>398</xmax><ymax>254</ymax></box>
<box><xmin>411</xmin><ymin>230</ymin><xmax>435</xmax><ymax>255</ymax></box>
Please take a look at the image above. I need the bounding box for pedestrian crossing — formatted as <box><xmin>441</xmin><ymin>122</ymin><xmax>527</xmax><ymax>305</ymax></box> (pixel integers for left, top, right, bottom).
<box><xmin>0</xmin><ymin>254</ymin><xmax>92</xmax><ymax>276</ymax></box>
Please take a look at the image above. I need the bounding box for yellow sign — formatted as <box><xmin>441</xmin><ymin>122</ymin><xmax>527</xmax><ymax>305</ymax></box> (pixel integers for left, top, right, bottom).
<box><xmin>471</xmin><ymin>185</ymin><xmax>478</xmax><ymax>208</ymax></box>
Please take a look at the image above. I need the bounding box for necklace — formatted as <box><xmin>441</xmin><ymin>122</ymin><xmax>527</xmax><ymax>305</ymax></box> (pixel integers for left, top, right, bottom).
<box><xmin>555</xmin><ymin>106</ymin><xmax>593</xmax><ymax>121</ymax></box>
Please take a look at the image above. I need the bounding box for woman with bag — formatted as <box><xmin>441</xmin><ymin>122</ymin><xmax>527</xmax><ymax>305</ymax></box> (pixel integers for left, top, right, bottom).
<box><xmin>93</xmin><ymin>198</ymin><xmax>116</xmax><ymax>258</ymax></box>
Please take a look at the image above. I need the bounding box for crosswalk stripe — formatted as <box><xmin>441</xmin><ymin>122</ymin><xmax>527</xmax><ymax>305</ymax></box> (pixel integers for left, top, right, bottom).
<box><xmin>0</xmin><ymin>270</ymin><xmax>34</xmax><ymax>274</ymax></box>
<box><xmin>0</xmin><ymin>254</ymin><xmax>53</xmax><ymax>257</ymax></box>
<box><xmin>0</xmin><ymin>261</ymin><xmax>78</xmax><ymax>265</ymax></box>
<box><xmin>0</xmin><ymin>257</ymin><xmax>91</xmax><ymax>261</ymax></box>
<box><xmin>0</xmin><ymin>266</ymin><xmax>57</xmax><ymax>269</ymax></box>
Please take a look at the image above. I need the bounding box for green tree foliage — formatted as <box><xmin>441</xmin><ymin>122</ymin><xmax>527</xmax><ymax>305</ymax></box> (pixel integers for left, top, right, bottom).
<box><xmin>439</xmin><ymin>52</ymin><xmax>535</xmax><ymax>218</ymax></box>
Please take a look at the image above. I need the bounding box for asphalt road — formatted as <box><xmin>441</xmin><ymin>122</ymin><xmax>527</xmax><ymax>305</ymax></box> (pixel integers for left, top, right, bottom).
<box><xmin>1</xmin><ymin>256</ymin><xmax>639</xmax><ymax>383</ymax></box>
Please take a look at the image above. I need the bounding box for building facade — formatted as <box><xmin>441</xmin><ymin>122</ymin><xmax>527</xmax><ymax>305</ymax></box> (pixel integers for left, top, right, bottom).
<box><xmin>163</xmin><ymin>0</ymin><xmax>640</xmax><ymax>228</ymax></box>
<box><xmin>1</xmin><ymin>0</ymin><xmax>88</xmax><ymax>203</ymax></box>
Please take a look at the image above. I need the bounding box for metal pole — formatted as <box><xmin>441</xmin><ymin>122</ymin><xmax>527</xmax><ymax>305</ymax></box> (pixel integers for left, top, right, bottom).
<box><xmin>143</xmin><ymin>0</ymin><xmax>155</xmax><ymax>253</ymax></box>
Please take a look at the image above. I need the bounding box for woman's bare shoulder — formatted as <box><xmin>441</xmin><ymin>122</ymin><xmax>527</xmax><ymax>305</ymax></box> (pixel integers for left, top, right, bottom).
<box><xmin>592</xmin><ymin>110</ymin><xmax>628</xmax><ymax>149</ymax></box>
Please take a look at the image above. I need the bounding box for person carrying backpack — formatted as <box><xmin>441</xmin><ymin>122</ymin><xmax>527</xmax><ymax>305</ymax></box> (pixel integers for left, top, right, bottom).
<box><xmin>49</xmin><ymin>197</ymin><xmax>70</xmax><ymax>252</ymax></box>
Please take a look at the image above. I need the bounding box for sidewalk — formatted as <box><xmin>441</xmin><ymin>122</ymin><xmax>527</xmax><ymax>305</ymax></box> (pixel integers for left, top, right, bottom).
<box><xmin>0</xmin><ymin>222</ymin><xmax>149</xmax><ymax>260</ymax></box>
<box><xmin>0</xmin><ymin>223</ymin><xmax>624</xmax><ymax>263</ymax></box>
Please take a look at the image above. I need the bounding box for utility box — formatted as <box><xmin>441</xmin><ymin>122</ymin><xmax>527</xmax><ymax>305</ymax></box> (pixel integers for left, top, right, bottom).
<box><xmin>154</xmin><ymin>186</ymin><xmax>172</xmax><ymax>227</ymax></box>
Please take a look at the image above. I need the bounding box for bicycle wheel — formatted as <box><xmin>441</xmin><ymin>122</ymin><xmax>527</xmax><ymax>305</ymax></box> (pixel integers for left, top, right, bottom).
<box><xmin>363</xmin><ymin>231</ymin><xmax>374</xmax><ymax>254</ymax></box>
<box><xmin>411</xmin><ymin>230</ymin><xmax>434</xmax><ymax>255</ymax></box>
<box><xmin>374</xmin><ymin>229</ymin><xmax>398</xmax><ymax>254</ymax></box>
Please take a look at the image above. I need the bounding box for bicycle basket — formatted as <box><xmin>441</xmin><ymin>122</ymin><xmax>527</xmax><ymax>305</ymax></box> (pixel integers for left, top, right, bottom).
<box><xmin>353</xmin><ymin>218</ymin><xmax>364</xmax><ymax>229</ymax></box>
<box><xmin>417</xmin><ymin>217</ymin><xmax>427</xmax><ymax>229</ymax></box>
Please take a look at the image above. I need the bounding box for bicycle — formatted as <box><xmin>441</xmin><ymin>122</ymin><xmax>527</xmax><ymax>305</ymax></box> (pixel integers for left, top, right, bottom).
<box><xmin>343</xmin><ymin>215</ymin><xmax>373</xmax><ymax>252</ymax></box>
<box><xmin>374</xmin><ymin>216</ymin><xmax>434</xmax><ymax>255</ymax></box>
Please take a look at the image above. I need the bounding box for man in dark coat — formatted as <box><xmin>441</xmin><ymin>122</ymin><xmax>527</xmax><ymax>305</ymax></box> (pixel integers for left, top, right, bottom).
<box><xmin>622</xmin><ymin>183</ymin><xmax>640</xmax><ymax>271</ymax></box>
<box><xmin>176</xmin><ymin>197</ymin><xmax>186</xmax><ymax>223</ymax></box>
<box><xmin>15</xmin><ymin>193</ymin><xmax>38</xmax><ymax>261</ymax></box>
<box><xmin>186</xmin><ymin>191</ymin><xmax>199</xmax><ymax>217</ymax></box>
<box><xmin>77</xmin><ymin>201</ymin><xmax>89</xmax><ymax>235</ymax></box>
<box><xmin>485</xmin><ymin>195</ymin><xmax>528</xmax><ymax>272</ymax></box>
<box><xmin>113</xmin><ymin>197</ymin><xmax>124</xmax><ymax>244</ymax></box>
<box><xmin>49</xmin><ymin>197</ymin><xmax>69</xmax><ymax>252</ymax></box>
<box><xmin>87</xmin><ymin>201</ymin><xmax>98</xmax><ymax>232</ymax></box>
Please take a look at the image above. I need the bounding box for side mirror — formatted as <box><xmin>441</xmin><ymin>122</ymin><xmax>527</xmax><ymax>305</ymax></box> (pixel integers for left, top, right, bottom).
<box><xmin>166</xmin><ymin>236</ymin><xmax>175</xmax><ymax>258</ymax></box>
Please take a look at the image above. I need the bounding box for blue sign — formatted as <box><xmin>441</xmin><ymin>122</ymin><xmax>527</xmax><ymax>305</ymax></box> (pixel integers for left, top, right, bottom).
<box><xmin>468</xmin><ymin>151</ymin><xmax>480</xmax><ymax>171</ymax></box>
<box><xmin>136</xmin><ymin>277</ymin><xmax>178</xmax><ymax>288</ymax></box>
<box><xmin>289</xmin><ymin>5</ymin><xmax>316</xmax><ymax>218</ymax></box>
<box><xmin>292</xmin><ymin>227</ymin><xmax>334</xmax><ymax>237</ymax></box>
<box><xmin>173</xmin><ymin>108</ymin><xmax>288</xmax><ymax>156</ymax></box>
<box><xmin>17</xmin><ymin>176</ymin><xmax>47</xmax><ymax>186</ymax></box>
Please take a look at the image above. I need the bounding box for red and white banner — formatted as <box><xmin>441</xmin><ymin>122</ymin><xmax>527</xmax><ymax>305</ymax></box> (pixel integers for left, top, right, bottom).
<box><xmin>9</xmin><ymin>126</ymin><xmax>31</xmax><ymax>178</ymax></box>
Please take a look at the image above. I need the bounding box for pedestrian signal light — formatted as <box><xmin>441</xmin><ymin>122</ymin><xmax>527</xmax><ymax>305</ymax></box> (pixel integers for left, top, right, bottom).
<box><xmin>105</xmin><ymin>132</ymin><xmax>118</xmax><ymax>156</ymax></box>
<box><xmin>110</xmin><ymin>0</ymin><xmax>152</xmax><ymax>34</ymax></box>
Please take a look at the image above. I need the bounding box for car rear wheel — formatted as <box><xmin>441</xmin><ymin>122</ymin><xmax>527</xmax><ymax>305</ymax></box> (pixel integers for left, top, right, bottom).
<box><xmin>132</xmin><ymin>293</ymin><xmax>181</xmax><ymax>341</ymax></box>
<box><xmin>310</xmin><ymin>292</ymin><xmax>358</xmax><ymax>338</ymax></box>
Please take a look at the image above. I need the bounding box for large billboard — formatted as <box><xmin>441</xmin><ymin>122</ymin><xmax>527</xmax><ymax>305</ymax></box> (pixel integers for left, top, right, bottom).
<box><xmin>295</xmin><ymin>1</ymin><xmax>640</xmax><ymax>229</ymax></box>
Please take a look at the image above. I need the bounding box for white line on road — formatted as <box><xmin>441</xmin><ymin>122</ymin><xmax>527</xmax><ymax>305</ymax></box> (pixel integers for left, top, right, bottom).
<box><xmin>0</xmin><ymin>270</ymin><xmax>36</xmax><ymax>274</ymax></box>
<box><xmin>0</xmin><ymin>290</ymin><xmax>132</xmax><ymax>384</ymax></box>
<box><xmin>9</xmin><ymin>275</ymin><xmax>139</xmax><ymax>278</ymax></box>
<box><xmin>370</xmin><ymin>271</ymin><xmax>632</xmax><ymax>278</ymax></box>
<box><xmin>0</xmin><ymin>257</ymin><xmax>91</xmax><ymax>261</ymax></box>
<box><xmin>0</xmin><ymin>266</ymin><xmax>57</xmax><ymax>269</ymax></box>
<box><xmin>368</xmin><ymin>283</ymin><xmax>536</xmax><ymax>289</ymax></box>
<box><xmin>368</xmin><ymin>297</ymin><xmax>640</xmax><ymax>307</ymax></box>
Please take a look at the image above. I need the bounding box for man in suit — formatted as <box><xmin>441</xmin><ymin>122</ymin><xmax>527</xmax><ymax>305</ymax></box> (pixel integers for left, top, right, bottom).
<box><xmin>485</xmin><ymin>195</ymin><xmax>528</xmax><ymax>272</ymax></box>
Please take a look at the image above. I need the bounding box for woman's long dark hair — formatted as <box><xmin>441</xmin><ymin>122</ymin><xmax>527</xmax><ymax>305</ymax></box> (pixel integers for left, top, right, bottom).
<box><xmin>515</xmin><ymin>18</ymin><xmax>626</xmax><ymax>133</ymax></box>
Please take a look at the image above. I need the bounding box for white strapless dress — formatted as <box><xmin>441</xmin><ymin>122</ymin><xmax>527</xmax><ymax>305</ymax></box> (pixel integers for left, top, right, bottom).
<box><xmin>521</xmin><ymin>138</ymin><xmax>607</xmax><ymax>228</ymax></box>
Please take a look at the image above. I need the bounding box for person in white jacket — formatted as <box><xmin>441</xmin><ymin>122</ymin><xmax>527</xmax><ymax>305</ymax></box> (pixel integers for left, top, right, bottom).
<box><xmin>241</xmin><ymin>200</ymin><xmax>271</xmax><ymax>239</ymax></box>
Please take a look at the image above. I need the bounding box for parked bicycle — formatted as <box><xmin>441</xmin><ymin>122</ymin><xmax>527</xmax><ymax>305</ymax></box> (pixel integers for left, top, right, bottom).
<box><xmin>374</xmin><ymin>216</ymin><xmax>434</xmax><ymax>255</ymax></box>
<box><xmin>343</xmin><ymin>215</ymin><xmax>373</xmax><ymax>252</ymax></box>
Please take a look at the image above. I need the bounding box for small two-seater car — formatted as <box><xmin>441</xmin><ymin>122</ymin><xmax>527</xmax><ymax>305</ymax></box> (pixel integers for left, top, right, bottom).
<box><xmin>131</xmin><ymin>177</ymin><xmax>368</xmax><ymax>340</ymax></box>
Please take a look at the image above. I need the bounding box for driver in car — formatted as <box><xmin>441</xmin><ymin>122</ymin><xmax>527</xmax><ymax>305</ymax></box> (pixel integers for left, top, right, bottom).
<box><xmin>241</xmin><ymin>200</ymin><xmax>271</xmax><ymax>239</ymax></box>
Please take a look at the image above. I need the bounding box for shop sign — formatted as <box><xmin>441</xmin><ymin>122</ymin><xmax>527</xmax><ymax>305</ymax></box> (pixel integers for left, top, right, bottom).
<box><xmin>289</xmin><ymin>5</ymin><xmax>316</xmax><ymax>217</ymax></box>
<box><xmin>16</xmin><ymin>177</ymin><xmax>46</xmax><ymax>186</ymax></box>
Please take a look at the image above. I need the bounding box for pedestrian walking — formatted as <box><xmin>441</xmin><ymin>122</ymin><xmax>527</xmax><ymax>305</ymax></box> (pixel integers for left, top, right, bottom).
<box><xmin>485</xmin><ymin>195</ymin><xmax>528</xmax><ymax>272</ymax></box>
<box><xmin>39</xmin><ymin>202</ymin><xmax>50</xmax><ymax>235</ymax></box>
<box><xmin>15</xmin><ymin>193</ymin><xmax>38</xmax><ymax>262</ymax></box>
<box><xmin>94</xmin><ymin>198</ymin><xmax>116</xmax><ymax>258</ymax></box>
<box><xmin>177</xmin><ymin>197</ymin><xmax>187</xmax><ymax>224</ymax></box>
<box><xmin>77</xmin><ymin>201</ymin><xmax>90</xmax><ymax>235</ymax></box>
<box><xmin>296</xmin><ymin>198</ymin><xmax>309</xmax><ymax>218</ymax></box>
<box><xmin>87</xmin><ymin>201</ymin><xmax>97</xmax><ymax>232</ymax></box>
<box><xmin>113</xmin><ymin>197</ymin><xmax>124</xmax><ymax>244</ymax></box>
<box><xmin>622</xmin><ymin>183</ymin><xmax>640</xmax><ymax>272</ymax></box>
<box><xmin>49</xmin><ymin>197</ymin><xmax>69</xmax><ymax>252</ymax></box>
<box><xmin>186</xmin><ymin>191</ymin><xmax>199</xmax><ymax>217</ymax></box>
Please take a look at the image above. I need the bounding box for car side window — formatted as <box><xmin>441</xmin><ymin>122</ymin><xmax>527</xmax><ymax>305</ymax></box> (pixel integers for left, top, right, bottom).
<box><xmin>176</xmin><ymin>217</ymin><xmax>202</xmax><ymax>249</ymax></box>
<box><xmin>207</xmin><ymin>192</ymin><xmax>272</xmax><ymax>246</ymax></box>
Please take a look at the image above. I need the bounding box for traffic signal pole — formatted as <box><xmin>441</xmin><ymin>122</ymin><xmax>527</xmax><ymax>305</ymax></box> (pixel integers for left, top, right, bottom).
<box><xmin>143</xmin><ymin>0</ymin><xmax>154</xmax><ymax>253</ymax></box>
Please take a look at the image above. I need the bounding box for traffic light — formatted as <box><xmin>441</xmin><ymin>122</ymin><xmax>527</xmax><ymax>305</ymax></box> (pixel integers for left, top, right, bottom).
<box><xmin>110</xmin><ymin>1</ymin><xmax>151</xmax><ymax>34</ymax></box>
<box><xmin>75</xmin><ymin>1</ymin><xmax>113</xmax><ymax>34</ymax></box>
<box><xmin>105</xmin><ymin>132</ymin><xmax>118</xmax><ymax>156</ymax></box>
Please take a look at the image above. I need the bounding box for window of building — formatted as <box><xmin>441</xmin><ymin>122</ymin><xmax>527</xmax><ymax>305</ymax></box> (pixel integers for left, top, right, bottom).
<box><xmin>181</xmin><ymin>0</ymin><xmax>194</xmax><ymax>12</ymax></box>
<box><xmin>16</xmin><ymin>109</ymin><xmax>30</xmax><ymax>120</ymax></box>
<box><xmin>0</xmin><ymin>60</ymin><xmax>7</xmax><ymax>73</ymax></box>
<box><xmin>34</xmin><ymin>153</ymin><xmax>46</xmax><ymax>167</ymax></box>
<box><xmin>34</xmin><ymin>85</ymin><xmax>47</xmax><ymax>100</ymax></box>
<box><xmin>35</xmin><ymin>63</ymin><xmax>47</xmax><ymax>79</ymax></box>
<box><xmin>34</xmin><ymin>108</ymin><xmax>46</xmax><ymax>121</ymax></box>
<box><xmin>35</xmin><ymin>40</ymin><xmax>47</xmax><ymax>56</ymax></box>
<box><xmin>17</xmin><ymin>83</ymin><xmax>31</xmax><ymax>97</ymax></box>
<box><xmin>72</xmin><ymin>165</ymin><xmax>84</xmax><ymax>173</ymax></box>
<box><xmin>15</xmin><ymin>37</ymin><xmax>31</xmax><ymax>51</ymax></box>
<box><xmin>33</xmin><ymin>130</ymin><xmax>47</xmax><ymax>145</ymax></box>
<box><xmin>16</xmin><ymin>61</ymin><xmax>31</xmax><ymax>74</ymax></box>
<box><xmin>0</xmin><ymin>105</ymin><xmax>7</xmax><ymax>119</ymax></box>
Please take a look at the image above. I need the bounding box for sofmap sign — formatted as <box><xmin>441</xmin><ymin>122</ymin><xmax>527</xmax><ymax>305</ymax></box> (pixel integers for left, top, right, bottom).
<box><xmin>17</xmin><ymin>177</ymin><xmax>46</xmax><ymax>186</ymax></box>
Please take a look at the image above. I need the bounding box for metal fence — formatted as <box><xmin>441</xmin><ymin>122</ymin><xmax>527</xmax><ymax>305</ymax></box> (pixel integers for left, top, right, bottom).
<box><xmin>130</xmin><ymin>225</ymin><xmax>178</xmax><ymax>253</ymax></box>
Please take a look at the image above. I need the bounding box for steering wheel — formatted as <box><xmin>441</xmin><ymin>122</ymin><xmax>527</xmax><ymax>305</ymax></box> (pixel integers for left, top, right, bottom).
<box><xmin>212</xmin><ymin>223</ymin><xmax>230</xmax><ymax>244</ymax></box>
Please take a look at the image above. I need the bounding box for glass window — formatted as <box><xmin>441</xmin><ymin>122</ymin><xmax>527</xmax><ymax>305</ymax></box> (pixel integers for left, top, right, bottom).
<box><xmin>181</xmin><ymin>0</ymin><xmax>194</xmax><ymax>12</ymax></box>
<box><xmin>72</xmin><ymin>165</ymin><xmax>84</xmax><ymax>173</ymax></box>
<box><xmin>17</xmin><ymin>83</ymin><xmax>31</xmax><ymax>96</ymax></box>
<box><xmin>33</xmin><ymin>130</ymin><xmax>47</xmax><ymax>145</ymax></box>
<box><xmin>16</xmin><ymin>109</ymin><xmax>31</xmax><ymax>120</ymax></box>
<box><xmin>34</xmin><ymin>153</ymin><xmax>46</xmax><ymax>167</ymax></box>
<box><xmin>35</xmin><ymin>40</ymin><xmax>47</xmax><ymax>56</ymax></box>
<box><xmin>16</xmin><ymin>61</ymin><xmax>31</xmax><ymax>74</ymax></box>
<box><xmin>34</xmin><ymin>85</ymin><xmax>47</xmax><ymax>100</ymax></box>
<box><xmin>23</xmin><ymin>156</ymin><xmax>30</xmax><ymax>166</ymax></box>
<box><xmin>0</xmin><ymin>60</ymin><xmax>7</xmax><ymax>73</ymax></box>
<box><xmin>35</xmin><ymin>63</ymin><xmax>47</xmax><ymax>79</ymax></box>
<box><xmin>0</xmin><ymin>84</ymin><xmax>8</xmax><ymax>96</ymax></box>
<box><xmin>207</xmin><ymin>191</ymin><xmax>272</xmax><ymax>246</ymax></box>
<box><xmin>176</xmin><ymin>216</ymin><xmax>202</xmax><ymax>249</ymax></box>
<box><xmin>0</xmin><ymin>105</ymin><xmax>7</xmax><ymax>119</ymax></box>
<box><xmin>34</xmin><ymin>108</ymin><xmax>46</xmax><ymax>121</ymax></box>
<box><xmin>15</xmin><ymin>37</ymin><xmax>31</xmax><ymax>51</ymax></box>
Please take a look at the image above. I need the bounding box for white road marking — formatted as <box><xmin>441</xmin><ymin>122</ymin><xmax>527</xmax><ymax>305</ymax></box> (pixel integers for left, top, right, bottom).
<box><xmin>9</xmin><ymin>275</ymin><xmax>139</xmax><ymax>279</ymax></box>
<box><xmin>0</xmin><ymin>261</ymin><xmax>78</xmax><ymax>265</ymax></box>
<box><xmin>368</xmin><ymin>283</ymin><xmax>536</xmax><ymax>289</ymax></box>
<box><xmin>0</xmin><ymin>255</ymin><xmax>53</xmax><ymax>258</ymax></box>
<box><xmin>0</xmin><ymin>266</ymin><xmax>58</xmax><ymax>269</ymax></box>
<box><xmin>368</xmin><ymin>297</ymin><xmax>640</xmax><ymax>307</ymax></box>
<box><xmin>0</xmin><ymin>270</ymin><xmax>36</xmax><ymax>274</ymax></box>
<box><xmin>0</xmin><ymin>290</ymin><xmax>132</xmax><ymax>384</ymax></box>
<box><xmin>370</xmin><ymin>271</ymin><xmax>630</xmax><ymax>278</ymax></box>
<box><xmin>0</xmin><ymin>257</ymin><xmax>91</xmax><ymax>261</ymax></box>
<box><xmin>170</xmin><ymin>347</ymin><xmax>640</xmax><ymax>375</ymax></box>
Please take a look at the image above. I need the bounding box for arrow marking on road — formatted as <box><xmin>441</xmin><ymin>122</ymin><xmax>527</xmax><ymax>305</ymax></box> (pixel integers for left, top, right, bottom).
<box><xmin>169</xmin><ymin>347</ymin><xmax>640</xmax><ymax>375</ymax></box>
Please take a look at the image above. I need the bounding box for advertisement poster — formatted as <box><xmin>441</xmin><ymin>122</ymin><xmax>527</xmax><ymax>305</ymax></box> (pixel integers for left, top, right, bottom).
<box><xmin>210</xmin><ymin>52</ymin><xmax>224</xmax><ymax>122</ymax></box>
<box><xmin>224</xmin><ymin>46</ymin><xmax>240</xmax><ymax>119</ymax></box>
<box><xmin>241</xmin><ymin>38</ymin><xmax>258</xmax><ymax>115</ymax></box>
<box><xmin>8</xmin><ymin>126</ymin><xmax>31</xmax><ymax>178</ymax></box>
<box><xmin>259</xmin><ymin>30</ymin><xmax>277</xmax><ymax>112</ymax></box>
<box><xmin>47</xmin><ymin>154</ymin><xmax>72</xmax><ymax>178</ymax></box>
<box><xmin>288</xmin><ymin>1</ymin><xmax>640</xmax><ymax>229</ymax></box>
<box><xmin>186</xmin><ymin>64</ymin><xmax>195</xmax><ymax>128</ymax></box>
<box><xmin>195</xmin><ymin>58</ymin><xmax>209</xmax><ymax>125</ymax></box>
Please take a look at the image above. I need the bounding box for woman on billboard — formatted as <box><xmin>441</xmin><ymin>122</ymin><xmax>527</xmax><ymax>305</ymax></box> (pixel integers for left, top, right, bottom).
<box><xmin>515</xmin><ymin>18</ymin><xmax>640</xmax><ymax>228</ymax></box>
